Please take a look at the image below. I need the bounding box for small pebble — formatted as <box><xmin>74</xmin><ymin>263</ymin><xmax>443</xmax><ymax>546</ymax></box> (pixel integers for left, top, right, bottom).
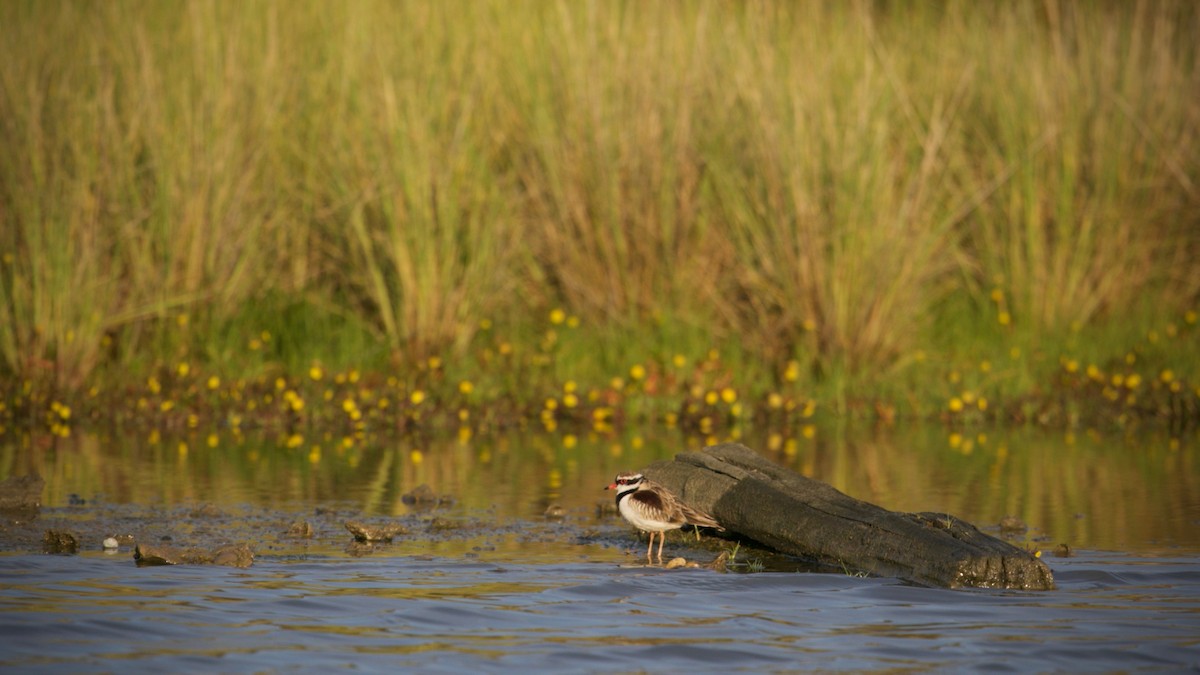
<box><xmin>102</xmin><ymin>537</ymin><xmax>119</xmax><ymax>550</ymax></box>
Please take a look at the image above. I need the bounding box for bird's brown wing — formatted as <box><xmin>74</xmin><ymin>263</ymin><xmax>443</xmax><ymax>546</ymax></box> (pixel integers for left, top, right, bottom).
<box><xmin>627</xmin><ymin>488</ymin><xmax>686</xmax><ymax>527</ymax></box>
<box><xmin>640</xmin><ymin>479</ymin><xmax>723</xmax><ymax>530</ymax></box>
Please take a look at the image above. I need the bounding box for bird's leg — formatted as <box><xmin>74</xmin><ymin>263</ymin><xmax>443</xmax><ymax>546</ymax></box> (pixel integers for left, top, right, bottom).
<box><xmin>694</xmin><ymin>524</ymin><xmax>701</xmax><ymax>541</ymax></box>
<box><xmin>657</xmin><ymin>531</ymin><xmax>666</xmax><ymax>560</ymax></box>
<box><xmin>645</xmin><ymin>532</ymin><xmax>654</xmax><ymax>562</ymax></box>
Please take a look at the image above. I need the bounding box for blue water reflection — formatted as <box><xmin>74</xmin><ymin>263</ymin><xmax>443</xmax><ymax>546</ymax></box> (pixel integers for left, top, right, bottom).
<box><xmin>2</xmin><ymin>551</ymin><xmax>1198</xmax><ymax>672</ymax></box>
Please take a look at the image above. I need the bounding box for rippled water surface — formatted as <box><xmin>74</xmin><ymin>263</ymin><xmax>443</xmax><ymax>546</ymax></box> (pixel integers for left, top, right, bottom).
<box><xmin>2</xmin><ymin>426</ymin><xmax>1198</xmax><ymax>671</ymax></box>
<box><xmin>3</xmin><ymin>550</ymin><xmax>1198</xmax><ymax>672</ymax></box>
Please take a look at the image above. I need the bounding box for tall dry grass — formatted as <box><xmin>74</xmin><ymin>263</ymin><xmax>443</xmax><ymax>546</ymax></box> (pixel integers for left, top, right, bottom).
<box><xmin>0</xmin><ymin>0</ymin><xmax>1196</xmax><ymax>396</ymax></box>
<box><xmin>292</xmin><ymin>2</ymin><xmax>520</xmax><ymax>360</ymax></box>
<box><xmin>0</xmin><ymin>2</ymin><xmax>295</xmax><ymax>386</ymax></box>
<box><xmin>702</xmin><ymin>4</ymin><xmax>972</xmax><ymax>372</ymax></box>
<box><xmin>961</xmin><ymin>2</ymin><xmax>1200</xmax><ymax>331</ymax></box>
<box><xmin>498</xmin><ymin>3</ymin><xmax>731</xmax><ymax>332</ymax></box>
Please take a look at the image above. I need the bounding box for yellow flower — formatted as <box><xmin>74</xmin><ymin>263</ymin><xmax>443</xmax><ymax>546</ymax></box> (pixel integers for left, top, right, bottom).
<box><xmin>427</xmin><ymin>356</ymin><xmax>442</xmax><ymax>370</ymax></box>
<box><xmin>629</xmin><ymin>364</ymin><xmax>646</xmax><ymax>381</ymax></box>
<box><xmin>563</xmin><ymin>393</ymin><xmax>579</xmax><ymax>408</ymax></box>
<box><xmin>207</xmin><ymin>375</ymin><xmax>220</xmax><ymax>390</ymax></box>
<box><xmin>549</xmin><ymin>308</ymin><xmax>566</xmax><ymax>325</ymax></box>
<box><xmin>801</xmin><ymin>424</ymin><xmax>816</xmax><ymax>439</ymax></box>
<box><xmin>410</xmin><ymin>390</ymin><xmax>426</xmax><ymax>405</ymax></box>
<box><xmin>563</xmin><ymin>434</ymin><xmax>577</xmax><ymax>449</ymax></box>
<box><xmin>177</xmin><ymin>362</ymin><xmax>190</xmax><ymax>377</ymax></box>
<box><xmin>704</xmin><ymin>390</ymin><xmax>719</xmax><ymax>406</ymax></box>
<box><xmin>563</xmin><ymin>380</ymin><xmax>577</xmax><ymax>393</ymax></box>
<box><xmin>998</xmin><ymin>311</ymin><xmax>1012</xmax><ymax>326</ymax></box>
<box><xmin>309</xmin><ymin>365</ymin><xmax>324</xmax><ymax>381</ymax></box>
<box><xmin>948</xmin><ymin>397</ymin><xmax>964</xmax><ymax>413</ymax></box>
<box><xmin>1160</xmin><ymin>369</ymin><xmax>1175</xmax><ymax>384</ymax></box>
<box><xmin>720</xmin><ymin>387</ymin><xmax>737</xmax><ymax>404</ymax></box>
<box><xmin>410</xmin><ymin>449</ymin><xmax>423</xmax><ymax>464</ymax></box>
<box><xmin>767</xmin><ymin>392</ymin><xmax>784</xmax><ymax>409</ymax></box>
<box><xmin>148</xmin><ymin>377</ymin><xmax>161</xmax><ymax>394</ymax></box>
<box><xmin>160</xmin><ymin>400</ymin><xmax>175</xmax><ymax>412</ymax></box>
<box><xmin>784</xmin><ymin>360</ymin><xmax>800</xmax><ymax>382</ymax></box>
<box><xmin>672</xmin><ymin>354</ymin><xmax>687</xmax><ymax>368</ymax></box>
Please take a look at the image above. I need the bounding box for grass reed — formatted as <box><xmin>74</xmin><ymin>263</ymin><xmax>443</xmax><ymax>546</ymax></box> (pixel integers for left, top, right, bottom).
<box><xmin>0</xmin><ymin>0</ymin><xmax>1196</xmax><ymax>426</ymax></box>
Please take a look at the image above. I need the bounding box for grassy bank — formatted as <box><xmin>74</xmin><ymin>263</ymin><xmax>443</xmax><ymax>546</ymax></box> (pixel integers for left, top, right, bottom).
<box><xmin>1</xmin><ymin>1</ymin><xmax>1197</xmax><ymax>437</ymax></box>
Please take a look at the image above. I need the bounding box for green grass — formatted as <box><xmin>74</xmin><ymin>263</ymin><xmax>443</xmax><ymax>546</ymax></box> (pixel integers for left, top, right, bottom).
<box><xmin>0</xmin><ymin>1</ymin><xmax>1196</xmax><ymax>430</ymax></box>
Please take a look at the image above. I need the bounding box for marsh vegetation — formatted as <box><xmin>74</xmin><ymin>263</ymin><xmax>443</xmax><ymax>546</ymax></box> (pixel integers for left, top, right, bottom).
<box><xmin>1</xmin><ymin>2</ymin><xmax>1197</xmax><ymax>438</ymax></box>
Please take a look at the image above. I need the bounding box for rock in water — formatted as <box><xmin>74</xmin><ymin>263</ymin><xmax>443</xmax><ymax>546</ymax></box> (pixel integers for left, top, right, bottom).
<box><xmin>344</xmin><ymin>520</ymin><xmax>408</xmax><ymax>542</ymax></box>
<box><xmin>43</xmin><ymin>529</ymin><xmax>78</xmax><ymax>554</ymax></box>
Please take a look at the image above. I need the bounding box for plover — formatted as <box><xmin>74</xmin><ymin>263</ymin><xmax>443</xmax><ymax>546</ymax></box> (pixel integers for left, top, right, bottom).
<box><xmin>606</xmin><ymin>471</ymin><xmax>723</xmax><ymax>561</ymax></box>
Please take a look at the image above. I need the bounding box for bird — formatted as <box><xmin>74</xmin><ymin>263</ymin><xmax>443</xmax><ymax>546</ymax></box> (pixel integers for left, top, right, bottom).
<box><xmin>605</xmin><ymin>471</ymin><xmax>723</xmax><ymax>561</ymax></box>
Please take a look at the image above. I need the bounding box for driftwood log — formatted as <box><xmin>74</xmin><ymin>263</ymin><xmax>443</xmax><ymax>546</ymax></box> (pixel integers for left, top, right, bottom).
<box><xmin>644</xmin><ymin>443</ymin><xmax>1054</xmax><ymax>590</ymax></box>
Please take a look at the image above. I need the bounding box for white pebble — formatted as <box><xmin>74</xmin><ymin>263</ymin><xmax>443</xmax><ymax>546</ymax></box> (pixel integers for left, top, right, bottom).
<box><xmin>102</xmin><ymin>537</ymin><xmax>119</xmax><ymax>550</ymax></box>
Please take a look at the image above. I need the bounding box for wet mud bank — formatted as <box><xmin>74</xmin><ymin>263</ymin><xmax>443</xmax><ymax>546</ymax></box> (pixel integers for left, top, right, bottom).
<box><xmin>1</xmin><ymin>475</ymin><xmax>746</xmax><ymax>569</ymax></box>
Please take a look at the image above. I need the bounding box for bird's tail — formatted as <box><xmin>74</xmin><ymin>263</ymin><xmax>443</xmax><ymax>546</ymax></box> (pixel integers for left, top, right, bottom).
<box><xmin>681</xmin><ymin>503</ymin><xmax>724</xmax><ymax>531</ymax></box>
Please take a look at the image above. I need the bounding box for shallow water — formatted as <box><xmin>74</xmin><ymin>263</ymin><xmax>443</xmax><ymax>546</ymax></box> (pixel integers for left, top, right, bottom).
<box><xmin>2</xmin><ymin>549</ymin><xmax>1198</xmax><ymax>672</ymax></box>
<box><xmin>2</xmin><ymin>425</ymin><xmax>1198</xmax><ymax>671</ymax></box>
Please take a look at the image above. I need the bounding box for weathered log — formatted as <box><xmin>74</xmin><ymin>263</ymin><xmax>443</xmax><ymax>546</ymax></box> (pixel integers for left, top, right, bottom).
<box><xmin>644</xmin><ymin>443</ymin><xmax>1054</xmax><ymax>590</ymax></box>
